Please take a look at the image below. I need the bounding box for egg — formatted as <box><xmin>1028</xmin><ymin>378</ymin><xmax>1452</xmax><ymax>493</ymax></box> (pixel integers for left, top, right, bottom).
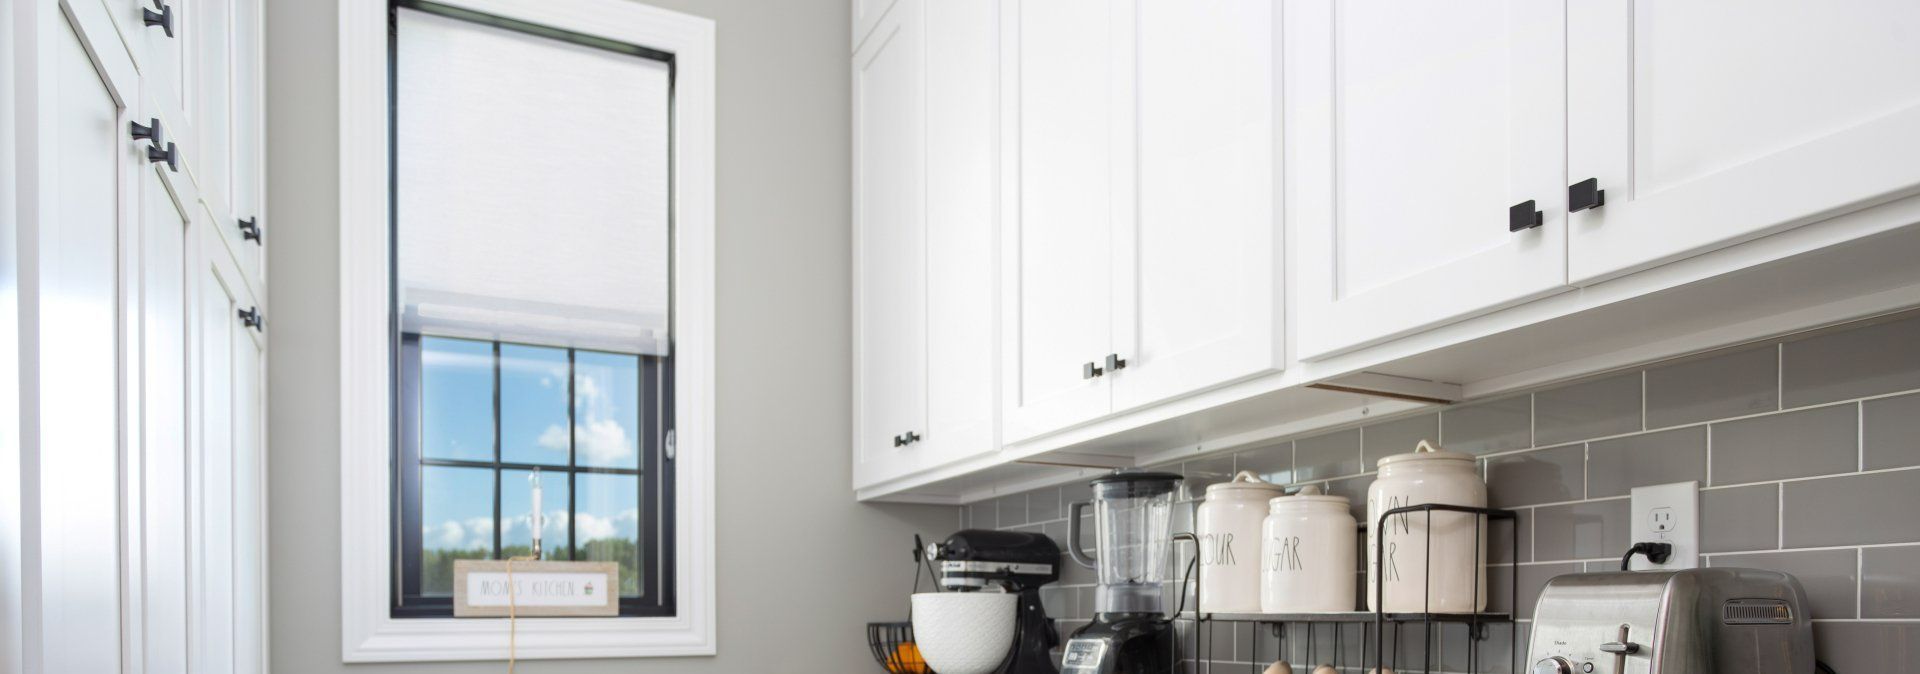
<box><xmin>1368</xmin><ymin>669</ymin><xmax>1397</xmax><ymax>674</ymax></box>
<box><xmin>1312</xmin><ymin>665</ymin><xmax>1337</xmax><ymax>674</ymax></box>
<box><xmin>1262</xmin><ymin>660</ymin><xmax>1293</xmax><ymax>674</ymax></box>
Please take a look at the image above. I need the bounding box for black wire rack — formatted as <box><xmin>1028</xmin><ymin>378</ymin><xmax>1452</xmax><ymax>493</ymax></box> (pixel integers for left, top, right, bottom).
<box><xmin>1182</xmin><ymin>502</ymin><xmax>1521</xmax><ymax>674</ymax></box>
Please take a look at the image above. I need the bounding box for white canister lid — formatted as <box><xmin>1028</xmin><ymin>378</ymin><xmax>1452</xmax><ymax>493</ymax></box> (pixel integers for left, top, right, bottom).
<box><xmin>1374</xmin><ymin>439</ymin><xmax>1474</xmax><ymax>468</ymax></box>
<box><xmin>1267</xmin><ymin>484</ymin><xmax>1349</xmax><ymax>509</ymax></box>
<box><xmin>1205</xmin><ymin>470</ymin><xmax>1285</xmax><ymax>498</ymax></box>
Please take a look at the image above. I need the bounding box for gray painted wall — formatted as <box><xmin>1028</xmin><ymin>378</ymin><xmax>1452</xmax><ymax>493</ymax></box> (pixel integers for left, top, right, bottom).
<box><xmin>264</xmin><ymin>0</ymin><xmax>958</xmax><ymax>672</ymax></box>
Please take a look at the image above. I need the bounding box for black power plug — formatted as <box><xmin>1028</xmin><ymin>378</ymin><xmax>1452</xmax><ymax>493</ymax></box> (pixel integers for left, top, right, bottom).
<box><xmin>1620</xmin><ymin>541</ymin><xmax>1674</xmax><ymax>571</ymax></box>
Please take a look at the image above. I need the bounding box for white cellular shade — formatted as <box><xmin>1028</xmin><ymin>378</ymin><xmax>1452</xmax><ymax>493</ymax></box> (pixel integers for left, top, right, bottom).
<box><xmin>396</xmin><ymin>8</ymin><xmax>671</xmax><ymax>354</ymax></box>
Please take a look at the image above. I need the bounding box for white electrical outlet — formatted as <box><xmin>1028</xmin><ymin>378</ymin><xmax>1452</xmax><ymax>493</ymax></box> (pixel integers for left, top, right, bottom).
<box><xmin>1630</xmin><ymin>481</ymin><xmax>1700</xmax><ymax>570</ymax></box>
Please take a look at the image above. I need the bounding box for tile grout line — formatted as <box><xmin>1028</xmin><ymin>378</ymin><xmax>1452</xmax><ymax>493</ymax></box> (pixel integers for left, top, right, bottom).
<box><xmin>1777</xmin><ymin>482</ymin><xmax>1785</xmax><ymax>550</ymax></box>
<box><xmin>1857</xmin><ymin>401</ymin><xmax>1866</xmax><ymax>472</ymax></box>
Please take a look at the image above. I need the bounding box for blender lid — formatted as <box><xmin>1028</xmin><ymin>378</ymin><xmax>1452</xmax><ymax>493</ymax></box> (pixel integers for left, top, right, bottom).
<box><xmin>1089</xmin><ymin>469</ymin><xmax>1182</xmax><ymax>494</ymax></box>
<box><xmin>1375</xmin><ymin>439</ymin><xmax>1475</xmax><ymax>467</ymax></box>
<box><xmin>1204</xmin><ymin>470</ymin><xmax>1284</xmax><ymax>496</ymax></box>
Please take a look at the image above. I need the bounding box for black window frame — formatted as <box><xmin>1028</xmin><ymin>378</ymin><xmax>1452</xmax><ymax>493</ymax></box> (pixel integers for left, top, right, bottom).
<box><xmin>386</xmin><ymin>0</ymin><xmax>679</xmax><ymax>619</ymax></box>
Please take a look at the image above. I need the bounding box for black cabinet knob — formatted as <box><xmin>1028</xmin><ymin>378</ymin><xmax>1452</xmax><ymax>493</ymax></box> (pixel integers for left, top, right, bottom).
<box><xmin>1509</xmin><ymin>200</ymin><xmax>1543</xmax><ymax>232</ymax></box>
<box><xmin>1083</xmin><ymin>361</ymin><xmax>1103</xmax><ymax>379</ymax></box>
<box><xmin>147</xmin><ymin>142</ymin><xmax>179</xmax><ymax>172</ymax></box>
<box><xmin>143</xmin><ymin>1</ymin><xmax>174</xmax><ymax>37</ymax></box>
<box><xmin>129</xmin><ymin>117</ymin><xmax>163</xmax><ymax>144</ymax></box>
<box><xmin>238</xmin><ymin>217</ymin><xmax>263</xmax><ymax>243</ymax></box>
<box><xmin>905</xmin><ymin>432</ymin><xmax>921</xmax><ymax>444</ymax></box>
<box><xmin>1105</xmin><ymin>354</ymin><xmax>1127</xmax><ymax>372</ymax></box>
<box><xmin>1568</xmin><ymin>178</ymin><xmax>1606</xmax><ymax>213</ymax></box>
<box><xmin>237</xmin><ymin>306</ymin><xmax>264</xmax><ymax>331</ymax></box>
<box><xmin>892</xmin><ymin>434</ymin><xmax>906</xmax><ymax>447</ymax></box>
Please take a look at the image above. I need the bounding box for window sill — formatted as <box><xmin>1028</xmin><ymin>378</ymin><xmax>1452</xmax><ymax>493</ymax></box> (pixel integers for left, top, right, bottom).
<box><xmin>345</xmin><ymin>614</ymin><xmax>715</xmax><ymax>662</ymax></box>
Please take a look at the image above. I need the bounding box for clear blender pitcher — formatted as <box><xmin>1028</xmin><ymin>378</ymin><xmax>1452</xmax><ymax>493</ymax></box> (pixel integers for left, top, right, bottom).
<box><xmin>1066</xmin><ymin>470</ymin><xmax>1182</xmax><ymax>616</ymax></box>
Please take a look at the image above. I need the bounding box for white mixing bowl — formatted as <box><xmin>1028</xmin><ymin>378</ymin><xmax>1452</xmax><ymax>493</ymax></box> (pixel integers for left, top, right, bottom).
<box><xmin>910</xmin><ymin>592</ymin><xmax>1017</xmax><ymax>674</ymax></box>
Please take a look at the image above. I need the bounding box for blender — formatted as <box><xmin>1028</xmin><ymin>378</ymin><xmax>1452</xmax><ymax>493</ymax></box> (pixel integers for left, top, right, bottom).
<box><xmin>1061</xmin><ymin>470</ymin><xmax>1183</xmax><ymax>674</ymax></box>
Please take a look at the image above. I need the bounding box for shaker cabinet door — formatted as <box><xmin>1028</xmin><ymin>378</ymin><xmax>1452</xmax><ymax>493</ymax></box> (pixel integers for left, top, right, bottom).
<box><xmin>1286</xmin><ymin>0</ymin><xmax>1568</xmax><ymax>359</ymax></box>
<box><xmin>1111</xmin><ymin>0</ymin><xmax>1282</xmax><ymax>411</ymax></box>
<box><xmin>853</xmin><ymin>0</ymin><xmax>929</xmax><ymax>486</ymax></box>
<box><xmin>922</xmin><ymin>0</ymin><xmax>1000</xmax><ymax>469</ymax></box>
<box><xmin>1566</xmin><ymin>0</ymin><xmax>1920</xmax><ymax>284</ymax></box>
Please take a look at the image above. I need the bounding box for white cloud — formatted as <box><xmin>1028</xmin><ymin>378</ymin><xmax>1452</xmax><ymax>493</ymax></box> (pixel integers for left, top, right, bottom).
<box><xmin>536</xmin><ymin>424</ymin><xmax>569</xmax><ymax>452</ymax></box>
<box><xmin>576</xmin><ymin>418</ymin><xmax>632</xmax><ymax>464</ymax></box>
<box><xmin>573</xmin><ymin>512</ymin><xmax>618</xmax><ymax>540</ymax></box>
<box><xmin>435</xmin><ymin>521</ymin><xmax>466</xmax><ymax>548</ymax></box>
<box><xmin>528</xmin><ymin>366</ymin><xmax>636</xmax><ymax>464</ymax></box>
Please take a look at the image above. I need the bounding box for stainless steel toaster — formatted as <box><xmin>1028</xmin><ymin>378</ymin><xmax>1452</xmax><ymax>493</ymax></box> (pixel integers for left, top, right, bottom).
<box><xmin>1526</xmin><ymin>568</ymin><xmax>1814</xmax><ymax>674</ymax></box>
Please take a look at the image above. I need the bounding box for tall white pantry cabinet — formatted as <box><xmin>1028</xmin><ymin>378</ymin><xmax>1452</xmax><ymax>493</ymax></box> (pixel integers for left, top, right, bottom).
<box><xmin>7</xmin><ymin>0</ymin><xmax>269</xmax><ymax>672</ymax></box>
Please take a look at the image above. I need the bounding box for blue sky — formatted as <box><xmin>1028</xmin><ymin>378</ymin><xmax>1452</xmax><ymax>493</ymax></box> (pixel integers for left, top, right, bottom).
<box><xmin>418</xmin><ymin>337</ymin><xmax>643</xmax><ymax>554</ymax></box>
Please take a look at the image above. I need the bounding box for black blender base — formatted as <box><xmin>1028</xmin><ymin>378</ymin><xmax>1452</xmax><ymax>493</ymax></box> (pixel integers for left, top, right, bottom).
<box><xmin>1060</xmin><ymin>614</ymin><xmax>1177</xmax><ymax>674</ymax></box>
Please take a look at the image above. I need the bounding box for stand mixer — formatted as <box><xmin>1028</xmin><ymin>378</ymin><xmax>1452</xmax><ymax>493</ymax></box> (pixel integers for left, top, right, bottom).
<box><xmin>919</xmin><ymin>529</ymin><xmax>1063</xmax><ymax>674</ymax></box>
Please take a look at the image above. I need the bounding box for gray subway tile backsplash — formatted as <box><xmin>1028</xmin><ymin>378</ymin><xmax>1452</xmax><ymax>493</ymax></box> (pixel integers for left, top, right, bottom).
<box><xmin>1586</xmin><ymin>426</ymin><xmax>1706</xmax><ymax>498</ymax></box>
<box><xmin>1700</xmin><ymin>484</ymin><xmax>1780</xmax><ymax>554</ymax></box>
<box><xmin>1861</xmin><ymin>545</ymin><xmax>1920</xmax><ymax>619</ymax></box>
<box><xmin>1441</xmin><ymin>395</ymin><xmax>1531</xmax><ymax>455</ymax></box>
<box><xmin>1783</xmin><ymin>468</ymin><xmax>1920</xmax><ymax>547</ymax></box>
<box><xmin>1781</xmin><ymin>313</ymin><xmax>1920</xmax><ymax>408</ymax></box>
<box><xmin>1484</xmin><ymin>443</ymin><xmax>1584</xmax><ymax>507</ymax></box>
<box><xmin>1293</xmin><ymin>429</ymin><xmax>1363</xmax><ymax>482</ymax></box>
<box><xmin>1533</xmin><ymin>372</ymin><xmax>1642</xmax><ymax>446</ymax></box>
<box><xmin>962</xmin><ymin>313</ymin><xmax>1920</xmax><ymax>672</ymax></box>
<box><xmin>1645</xmin><ymin>345</ymin><xmax>1779</xmax><ymax>429</ymax></box>
<box><xmin>1533</xmin><ymin>499</ymin><xmax>1630</xmax><ymax>562</ymax></box>
<box><xmin>1709</xmin><ymin>403</ymin><xmax>1858</xmax><ymax>485</ymax></box>
<box><xmin>1710</xmin><ymin>548</ymin><xmax>1858</xmax><ymax>620</ymax></box>
<box><xmin>1362</xmin><ymin>412</ymin><xmax>1438</xmax><ymax>467</ymax></box>
<box><xmin>1863</xmin><ymin>391</ymin><xmax>1920</xmax><ymax>471</ymax></box>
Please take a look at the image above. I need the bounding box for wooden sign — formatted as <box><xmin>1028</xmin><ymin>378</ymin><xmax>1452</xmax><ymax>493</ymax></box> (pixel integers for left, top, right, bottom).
<box><xmin>452</xmin><ymin>560</ymin><xmax>620</xmax><ymax>617</ymax></box>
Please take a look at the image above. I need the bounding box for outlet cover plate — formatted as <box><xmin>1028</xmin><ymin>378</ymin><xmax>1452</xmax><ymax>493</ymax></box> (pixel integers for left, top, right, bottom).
<box><xmin>1630</xmin><ymin>481</ymin><xmax>1700</xmax><ymax>570</ymax></box>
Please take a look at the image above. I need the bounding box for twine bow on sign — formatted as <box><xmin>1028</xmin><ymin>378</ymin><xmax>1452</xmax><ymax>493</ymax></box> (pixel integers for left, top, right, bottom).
<box><xmin>505</xmin><ymin>555</ymin><xmax>538</xmax><ymax>673</ymax></box>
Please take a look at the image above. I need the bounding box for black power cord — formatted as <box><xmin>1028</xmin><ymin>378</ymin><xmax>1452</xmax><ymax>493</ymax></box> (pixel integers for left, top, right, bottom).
<box><xmin>1619</xmin><ymin>541</ymin><xmax>1674</xmax><ymax>571</ymax></box>
<box><xmin>1816</xmin><ymin>659</ymin><xmax>1837</xmax><ymax>674</ymax></box>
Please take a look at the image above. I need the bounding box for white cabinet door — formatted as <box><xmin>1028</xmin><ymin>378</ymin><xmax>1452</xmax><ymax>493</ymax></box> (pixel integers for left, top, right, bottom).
<box><xmin>189</xmin><ymin>0</ymin><xmax>234</xmax><ymax>215</ymax></box>
<box><xmin>191</xmin><ymin>214</ymin><xmax>266</xmax><ymax>674</ymax></box>
<box><xmin>1001</xmin><ymin>0</ymin><xmax>1117</xmax><ymax>441</ymax></box>
<box><xmin>1112</xmin><ymin>0</ymin><xmax>1281</xmax><ymax>411</ymax></box>
<box><xmin>34</xmin><ymin>8</ymin><xmax>136</xmax><ymax>671</ymax></box>
<box><xmin>1286</xmin><ymin>0</ymin><xmax>1568</xmax><ymax>359</ymax></box>
<box><xmin>1567</xmin><ymin>0</ymin><xmax>1920</xmax><ymax>284</ymax></box>
<box><xmin>138</xmin><ymin>153</ymin><xmax>193</xmax><ymax>674</ymax></box>
<box><xmin>922</xmin><ymin>0</ymin><xmax>999</xmax><ymax>468</ymax></box>
<box><xmin>852</xmin><ymin>0</ymin><xmax>928</xmax><ymax>486</ymax></box>
<box><xmin>229</xmin><ymin>0</ymin><xmax>266</xmax><ymax>287</ymax></box>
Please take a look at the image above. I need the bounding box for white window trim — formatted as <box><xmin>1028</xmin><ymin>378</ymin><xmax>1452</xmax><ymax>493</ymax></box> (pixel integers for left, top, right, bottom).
<box><xmin>338</xmin><ymin>0</ymin><xmax>716</xmax><ymax>662</ymax></box>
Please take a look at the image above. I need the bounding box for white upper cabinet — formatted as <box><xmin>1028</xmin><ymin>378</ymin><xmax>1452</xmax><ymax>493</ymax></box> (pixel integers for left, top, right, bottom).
<box><xmin>1114</xmin><ymin>0</ymin><xmax>1281</xmax><ymax>412</ymax></box>
<box><xmin>1566</xmin><ymin>0</ymin><xmax>1920</xmax><ymax>284</ymax></box>
<box><xmin>923</xmin><ymin>0</ymin><xmax>1000</xmax><ymax>467</ymax></box>
<box><xmin>1001</xmin><ymin>0</ymin><xmax>1118</xmax><ymax>441</ymax></box>
<box><xmin>1004</xmin><ymin>0</ymin><xmax>1284</xmax><ymax>441</ymax></box>
<box><xmin>853</xmin><ymin>0</ymin><xmax>929</xmax><ymax>487</ymax></box>
<box><xmin>1286</xmin><ymin>0</ymin><xmax>1568</xmax><ymax>359</ymax></box>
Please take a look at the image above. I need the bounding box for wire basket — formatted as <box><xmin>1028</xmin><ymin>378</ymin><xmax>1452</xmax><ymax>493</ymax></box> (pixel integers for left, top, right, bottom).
<box><xmin>866</xmin><ymin>621</ymin><xmax>933</xmax><ymax>674</ymax></box>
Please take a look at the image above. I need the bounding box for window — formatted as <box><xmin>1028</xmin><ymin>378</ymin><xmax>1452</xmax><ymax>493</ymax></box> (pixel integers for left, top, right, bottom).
<box><xmin>340</xmin><ymin>0</ymin><xmax>713</xmax><ymax>660</ymax></box>
<box><xmin>390</xmin><ymin>0</ymin><xmax>675</xmax><ymax>619</ymax></box>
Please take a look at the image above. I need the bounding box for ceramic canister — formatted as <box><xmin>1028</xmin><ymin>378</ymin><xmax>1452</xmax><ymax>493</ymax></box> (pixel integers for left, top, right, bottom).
<box><xmin>1364</xmin><ymin>440</ymin><xmax>1488</xmax><ymax>613</ymax></box>
<box><xmin>1197</xmin><ymin>470</ymin><xmax>1285</xmax><ymax>613</ymax></box>
<box><xmin>1260</xmin><ymin>485</ymin><xmax>1356</xmax><ymax>613</ymax></box>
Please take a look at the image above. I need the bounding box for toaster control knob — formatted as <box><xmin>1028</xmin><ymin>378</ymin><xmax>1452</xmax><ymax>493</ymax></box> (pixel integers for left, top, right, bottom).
<box><xmin>1531</xmin><ymin>657</ymin><xmax>1574</xmax><ymax>674</ymax></box>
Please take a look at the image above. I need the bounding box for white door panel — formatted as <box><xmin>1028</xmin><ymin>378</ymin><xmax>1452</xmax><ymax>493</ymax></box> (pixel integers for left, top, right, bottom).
<box><xmin>1002</xmin><ymin>0</ymin><xmax>1115</xmax><ymax>441</ymax></box>
<box><xmin>194</xmin><ymin>231</ymin><xmax>239</xmax><ymax>674</ymax></box>
<box><xmin>1288</xmin><ymin>0</ymin><xmax>1568</xmax><ymax>359</ymax></box>
<box><xmin>41</xmin><ymin>10</ymin><xmax>132</xmax><ymax>673</ymax></box>
<box><xmin>140</xmin><ymin>159</ymin><xmax>193</xmax><ymax>674</ymax></box>
<box><xmin>852</xmin><ymin>0</ymin><xmax>928</xmax><ymax>486</ymax></box>
<box><xmin>1568</xmin><ymin>0</ymin><xmax>1920</xmax><ymax>283</ymax></box>
<box><xmin>1114</xmin><ymin>0</ymin><xmax>1281</xmax><ymax>411</ymax></box>
<box><xmin>923</xmin><ymin>0</ymin><xmax>998</xmax><ymax>467</ymax></box>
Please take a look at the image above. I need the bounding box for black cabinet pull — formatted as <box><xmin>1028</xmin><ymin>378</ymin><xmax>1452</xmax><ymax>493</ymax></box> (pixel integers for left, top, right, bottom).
<box><xmin>143</xmin><ymin>1</ymin><xmax>174</xmax><ymax>37</ymax></box>
<box><xmin>238</xmin><ymin>217</ymin><xmax>262</xmax><ymax>243</ymax></box>
<box><xmin>1082</xmin><ymin>361</ymin><xmax>1103</xmax><ymax>379</ymax></box>
<box><xmin>1105</xmin><ymin>354</ymin><xmax>1127</xmax><ymax>372</ymax></box>
<box><xmin>1568</xmin><ymin>178</ymin><xmax>1606</xmax><ymax>213</ymax></box>
<box><xmin>1508</xmin><ymin>200</ymin><xmax>1543</xmax><ymax>232</ymax></box>
<box><xmin>892</xmin><ymin>432</ymin><xmax>921</xmax><ymax>447</ymax></box>
<box><xmin>129</xmin><ymin>118</ymin><xmax>163</xmax><ymax>144</ymax></box>
<box><xmin>905</xmin><ymin>431</ymin><xmax>921</xmax><ymax>444</ymax></box>
<box><xmin>148</xmin><ymin>142</ymin><xmax>179</xmax><ymax>172</ymax></box>
<box><xmin>892</xmin><ymin>434</ymin><xmax>906</xmax><ymax>447</ymax></box>
<box><xmin>237</xmin><ymin>306</ymin><xmax>264</xmax><ymax>331</ymax></box>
